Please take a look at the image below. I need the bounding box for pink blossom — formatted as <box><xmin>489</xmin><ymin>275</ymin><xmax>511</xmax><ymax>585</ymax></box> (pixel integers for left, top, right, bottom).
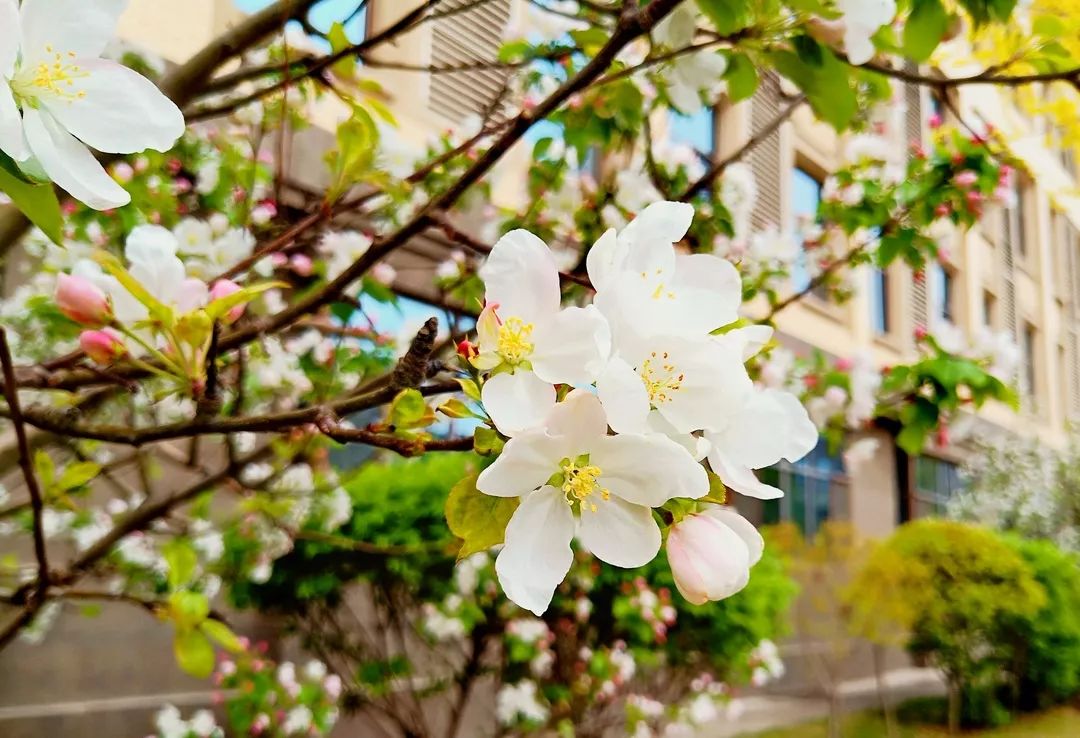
<box><xmin>953</xmin><ymin>170</ymin><xmax>978</xmax><ymax>188</ymax></box>
<box><xmin>79</xmin><ymin>328</ymin><xmax>125</xmax><ymax>365</ymax></box>
<box><xmin>290</xmin><ymin>254</ymin><xmax>314</xmax><ymax>277</ymax></box>
<box><xmin>56</xmin><ymin>274</ymin><xmax>112</xmax><ymax>327</ymax></box>
<box><xmin>210</xmin><ymin>280</ymin><xmax>246</xmax><ymax>323</ymax></box>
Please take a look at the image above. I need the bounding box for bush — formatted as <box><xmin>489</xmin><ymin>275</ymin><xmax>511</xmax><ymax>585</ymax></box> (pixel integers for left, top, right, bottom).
<box><xmin>1000</xmin><ymin>536</ymin><xmax>1080</xmax><ymax>710</ymax></box>
<box><xmin>847</xmin><ymin>519</ymin><xmax>1046</xmax><ymax>729</ymax></box>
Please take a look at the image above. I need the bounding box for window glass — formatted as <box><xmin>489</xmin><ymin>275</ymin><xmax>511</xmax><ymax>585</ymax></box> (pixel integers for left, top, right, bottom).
<box><xmin>870</xmin><ymin>268</ymin><xmax>890</xmax><ymax>335</ymax></box>
<box><xmin>761</xmin><ymin>442</ymin><xmax>844</xmax><ymax>536</ymax></box>
<box><xmin>932</xmin><ymin>263</ymin><xmax>954</xmax><ymax>323</ymax></box>
<box><xmin>912</xmin><ymin>456</ymin><xmax>963</xmax><ymax>517</ymax></box>
<box><xmin>791</xmin><ymin>167</ymin><xmax>823</xmax><ymax>293</ymax></box>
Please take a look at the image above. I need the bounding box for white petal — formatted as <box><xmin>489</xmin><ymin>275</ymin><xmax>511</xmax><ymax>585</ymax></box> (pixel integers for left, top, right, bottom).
<box><xmin>596</xmin><ymin>356</ymin><xmax>651</xmax><ymax>435</ymax></box>
<box><xmin>585</xmin><ymin>228</ymin><xmax>620</xmax><ymax>292</ymax></box>
<box><xmin>126</xmin><ymin>224</ymin><xmax>179</xmax><ymax>264</ymax></box>
<box><xmin>22</xmin><ymin>106</ymin><xmax>129</xmax><ymax>210</ymax></box>
<box><xmin>653</xmin><ymin>337</ymin><xmax>752</xmax><ymax>434</ymax></box>
<box><xmin>530</xmin><ymin>305</ymin><xmax>611</xmax><ymax>386</ymax></box>
<box><xmin>579</xmin><ymin>495</ymin><xmax>661</xmax><ymax>568</ymax></box>
<box><xmin>481</xmin><ymin>371</ymin><xmax>556</xmax><ymax>438</ymax></box>
<box><xmin>176</xmin><ymin>278</ymin><xmax>208</xmax><ymax>313</ymax></box>
<box><xmin>0</xmin><ymin>0</ymin><xmax>19</xmax><ymax>77</ymax></box>
<box><xmin>479</xmin><ymin>229</ymin><xmax>560</xmax><ymax>324</ymax></box>
<box><xmin>703</xmin><ymin>506</ymin><xmax>764</xmax><ymax>567</ymax></box>
<box><xmin>476</xmin><ymin>431</ymin><xmax>568</xmax><ymax>498</ymax></box>
<box><xmin>44</xmin><ymin>59</ymin><xmax>184</xmax><ymax>154</ymax></box>
<box><xmin>130</xmin><ymin>256</ymin><xmax>186</xmax><ymax>305</ymax></box>
<box><xmin>671</xmin><ymin>253</ymin><xmax>742</xmax><ymax>332</ymax></box>
<box><xmin>20</xmin><ymin>0</ymin><xmax>128</xmax><ymax>62</ymax></box>
<box><xmin>646</xmin><ymin>412</ymin><xmax>710</xmax><ymax>461</ymax></box>
<box><xmin>0</xmin><ymin>79</ymin><xmax>28</xmax><ymax>162</ymax></box>
<box><xmin>495</xmin><ymin>486</ymin><xmax>575</xmax><ymax>615</ymax></box>
<box><xmin>591</xmin><ymin>433</ymin><xmax>707</xmax><ymax>507</ymax></box>
<box><xmin>769</xmin><ymin>389</ymin><xmax>819</xmax><ymax>462</ymax></box>
<box><xmin>715</xmin><ymin>324</ymin><xmax>774</xmax><ymax>361</ymax></box>
<box><xmin>621</xmin><ymin>201</ymin><xmax>694</xmax><ymax>252</ymax></box>
<box><xmin>544</xmin><ymin>389</ymin><xmax>609</xmax><ymax>447</ymax></box>
<box><xmin>707</xmin><ymin>450</ymin><xmax>784</xmax><ymax>500</ymax></box>
<box><xmin>710</xmin><ymin>388</ymin><xmax>817</xmax><ymax>469</ymax></box>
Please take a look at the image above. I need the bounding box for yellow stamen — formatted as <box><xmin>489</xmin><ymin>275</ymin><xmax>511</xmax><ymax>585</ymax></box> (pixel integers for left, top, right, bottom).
<box><xmin>19</xmin><ymin>48</ymin><xmax>89</xmax><ymax>102</ymax></box>
<box><xmin>561</xmin><ymin>459</ymin><xmax>609</xmax><ymax>513</ymax></box>
<box><xmin>497</xmin><ymin>317</ymin><xmax>535</xmax><ymax>365</ymax></box>
<box><xmin>640</xmin><ymin>351</ymin><xmax>684</xmax><ymax>406</ymax></box>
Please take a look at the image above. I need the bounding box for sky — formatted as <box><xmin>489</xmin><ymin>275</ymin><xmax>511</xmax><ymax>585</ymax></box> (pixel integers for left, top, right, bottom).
<box><xmin>234</xmin><ymin>0</ymin><xmax>368</xmax><ymax>42</ymax></box>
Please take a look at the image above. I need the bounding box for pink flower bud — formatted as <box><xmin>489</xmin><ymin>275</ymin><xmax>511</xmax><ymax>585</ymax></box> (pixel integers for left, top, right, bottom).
<box><xmin>79</xmin><ymin>328</ymin><xmax>126</xmax><ymax>365</ymax></box>
<box><xmin>290</xmin><ymin>254</ymin><xmax>313</xmax><ymax>277</ymax></box>
<box><xmin>666</xmin><ymin>507</ymin><xmax>763</xmax><ymax>605</ymax></box>
<box><xmin>914</xmin><ymin>324</ymin><xmax>929</xmax><ymax>341</ymax></box>
<box><xmin>953</xmin><ymin>170</ymin><xmax>978</xmax><ymax>188</ymax></box>
<box><xmin>56</xmin><ymin>274</ymin><xmax>112</xmax><ymax>326</ymax></box>
<box><xmin>835</xmin><ymin>357</ymin><xmax>854</xmax><ymax>372</ymax></box>
<box><xmin>372</xmin><ymin>262</ymin><xmax>396</xmax><ymax>286</ymax></box>
<box><xmin>209</xmin><ymin>280</ymin><xmax>246</xmax><ymax>324</ymax></box>
<box><xmin>928</xmin><ymin>113</ymin><xmax>942</xmax><ymax>129</ymax></box>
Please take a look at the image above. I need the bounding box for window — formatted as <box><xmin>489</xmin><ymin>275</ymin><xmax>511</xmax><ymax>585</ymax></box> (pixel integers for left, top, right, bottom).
<box><xmin>870</xmin><ymin>268</ymin><xmax>890</xmax><ymax>335</ymax></box>
<box><xmin>667</xmin><ymin>107</ymin><xmax>716</xmax><ymax>157</ymax></box>
<box><xmin>982</xmin><ymin>290</ymin><xmax>996</xmax><ymax>329</ymax></box>
<box><xmin>912</xmin><ymin>456</ymin><xmax>963</xmax><ymax>518</ymax></box>
<box><xmin>931</xmin><ymin>263</ymin><xmax>954</xmax><ymax>323</ymax></box>
<box><xmin>1013</xmin><ymin>178</ymin><xmax>1029</xmax><ymax>258</ymax></box>
<box><xmin>791</xmin><ymin>167</ymin><xmax>823</xmax><ymax>293</ymax></box>
<box><xmin>1022</xmin><ymin>322</ymin><xmax>1038</xmax><ymax>398</ymax></box>
<box><xmin>760</xmin><ymin>442</ymin><xmax>845</xmax><ymax>536</ymax></box>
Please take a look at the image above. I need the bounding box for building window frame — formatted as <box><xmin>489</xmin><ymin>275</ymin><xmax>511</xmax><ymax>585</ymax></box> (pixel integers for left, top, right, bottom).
<box><xmin>910</xmin><ymin>455</ymin><xmax>964</xmax><ymax>518</ymax></box>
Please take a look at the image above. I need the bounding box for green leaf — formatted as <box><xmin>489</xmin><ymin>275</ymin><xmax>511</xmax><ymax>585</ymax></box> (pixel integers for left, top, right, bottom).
<box><xmin>169</xmin><ymin>590</ymin><xmax>210</xmax><ymax>629</ymax></box>
<box><xmin>389</xmin><ymin>389</ymin><xmax>434</xmax><ymax>430</ymax></box>
<box><xmin>33</xmin><ymin>451</ymin><xmax>55</xmax><ymax>490</ymax></box>
<box><xmin>456</xmin><ymin>377</ymin><xmax>482</xmax><ymax>402</ymax></box>
<box><xmin>58</xmin><ymin>461</ymin><xmax>100</xmax><ymax>491</ymax></box>
<box><xmin>904</xmin><ymin>0</ymin><xmax>949</xmax><ymax>62</ymax></box>
<box><xmin>723</xmin><ymin>53</ymin><xmax>759</xmax><ymax>103</ymax></box>
<box><xmin>328</xmin><ymin>21</ymin><xmax>356</xmax><ymax>80</ymax></box>
<box><xmin>473</xmin><ymin>425</ymin><xmax>504</xmax><ymax>456</ymax></box>
<box><xmin>163</xmin><ymin>541</ymin><xmax>199</xmax><ymax>591</ymax></box>
<box><xmin>0</xmin><ymin>153</ymin><xmax>64</xmax><ymax>245</ymax></box>
<box><xmin>437</xmin><ymin>398</ymin><xmax>481</xmax><ymax>420</ymax></box>
<box><xmin>173</xmin><ymin>628</ymin><xmax>215</xmax><ymax>678</ymax></box>
<box><xmin>696</xmin><ymin>0</ymin><xmax>754</xmax><ymax>35</ymax></box>
<box><xmin>769</xmin><ymin>43</ymin><xmax>858</xmax><ymax>131</ymax></box>
<box><xmin>445</xmin><ymin>473</ymin><xmax>519</xmax><ymax>558</ymax></box>
<box><xmin>200</xmin><ymin>618</ymin><xmax>244</xmax><ymax>653</ymax></box>
<box><xmin>701</xmin><ymin>470</ymin><xmax>729</xmax><ymax>505</ymax></box>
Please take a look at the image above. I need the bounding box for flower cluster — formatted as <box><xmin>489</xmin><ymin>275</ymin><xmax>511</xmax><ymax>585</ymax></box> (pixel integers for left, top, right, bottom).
<box><xmin>465</xmin><ymin>201</ymin><xmax>816</xmax><ymax>614</ymax></box>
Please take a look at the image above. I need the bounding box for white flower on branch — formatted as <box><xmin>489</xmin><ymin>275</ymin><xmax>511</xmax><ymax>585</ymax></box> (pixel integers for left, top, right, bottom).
<box><xmin>0</xmin><ymin>0</ymin><xmax>184</xmax><ymax>209</ymax></box>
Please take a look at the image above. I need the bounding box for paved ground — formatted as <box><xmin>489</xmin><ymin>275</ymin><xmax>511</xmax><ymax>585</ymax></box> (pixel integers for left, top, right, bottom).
<box><xmin>699</xmin><ymin>668</ymin><xmax>948</xmax><ymax>737</ymax></box>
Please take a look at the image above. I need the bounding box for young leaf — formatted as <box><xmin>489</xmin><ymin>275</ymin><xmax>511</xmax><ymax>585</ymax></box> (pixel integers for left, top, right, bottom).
<box><xmin>200</xmin><ymin>618</ymin><xmax>244</xmax><ymax>653</ymax></box>
<box><xmin>173</xmin><ymin>628</ymin><xmax>215</xmax><ymax>678</ymax></box>
<box><xmin>904</xmin><ymin>0</ymin><xmax>949</xmax><ymax>62</ymax></box>
<box><xmin>163</xmin><ymin>541</ymin><xmax>199</xmax><ymax>591</ymax></box>
<box><xmin>0</xmin><ymin>154</ymin><xmax>64</xmax><ymax>245</ymax></box>
<box><xmin>58</xmin><ymin>461</ymin><xmax>101</xmax><ymax>491</ymax></box>
<box><xmin>445</xmin><ymin>473</ymin><xmax>518</xmax><ymax>558</ymax></box>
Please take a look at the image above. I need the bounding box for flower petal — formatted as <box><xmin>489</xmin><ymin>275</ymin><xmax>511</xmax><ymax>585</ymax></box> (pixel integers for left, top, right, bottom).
<box><xmin>703</xmin><ymin>506</ymin><xmax>764</xmax><ymax>567</ymax></box>
<box><xmin>481</xmin><ymin>371</ymin><xmax>556</xmax><ymax>438</ymax></box>
<box><xmin>44</xmin><ymin>59</ymin><xmax>184</xmax><ymax>154</ymax></box>
<box><xmin>591</xmin><ymin>433</ymin><xmax>707</xmax><ymax>507</ymax></box>
<box><xmin>709</xmin><ymin>388</ymin><xmax>817</xmax><ymax>469</ymax></box>
<box><xmin>621</xmin><ymin>201</ymin><xmax>694</xmax><ymax>255</ymax></box>
<box><xmin>649</xmin><ymin>337</ymin><xmax>752</xmax><ymax>435</ymax></box>
<box><xmin>671</xmin><ymin>253</ymin><xmax>742</xmax><ymax>332</ymax></box>
<box><xmin>578</xmin><ymin>494</ymin><xmax>661</xmax><ymax>568</ymax></box>
<box><xmin>715</xmin><ymin>324</ymin><xmax>774</xmax><ymax>361</ymax></box>
<box><xmin>544</xmin><ymin>389</ymin><xmax>609</xmax><ymax>447</ymax></box>
<box><xmin>707</xmin><ymin>450</ymin><xmax>784</xmax><ymax>500</ymax></box>
<box><xmin>530</xmin><ymin>305</ymin><xmax>611</xmax><ymax>386</ymax></box>
<box><xmin>20</xmin><ymin>0</ymin><xmax>127</xmax><ymax>62</ymax></box>
<box><xmin>596</xmin><ymin>356</ymin><xmax>651</xmax><ymax>435</ymax></box>
<box><xmin>0</xmin><ymin>0</ymin><xmax>19</xmax><ymax>77</ymax></box>
<box><xmin>495</xmin><ymin>486</ymin><xmax>575</xmax><ymax>615</ymax></box>
<box><xmin>21</xmin><ymin>106</ymin><xmax>129</xmax><ymax>210</ymax></box>
<box><xmin>0</xmin><ymin>79</ymin><xmax>28</xmax><ymax>162</ymax></box>
<box><xmin>477</xmin><ymin>431</ymin><xmax>568</xmax><ymax>498</ymax></box>
<box><xmin>479</xmin><ymin>229</ymin><xmax>560</xmax><ymax>324</ymax></box>
<box><xmin>585</xmin><ymin>228</ymin><xmax>620</xmax><ymax>292</ymax></box>
<box><xmin>126</xmin><ymin>224</ymin><xmax>179</xmax><ymax>264</ymax></box>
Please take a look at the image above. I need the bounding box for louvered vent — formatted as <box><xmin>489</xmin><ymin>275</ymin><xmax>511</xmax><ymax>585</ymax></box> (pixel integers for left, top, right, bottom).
<box><xmin>903</xmin><ymin>64</ymin><xmax>924</xmax><ymax>150</ymax></box>
<box><xmin>749</xmin><ymin>72</ymin><xmax>783</xmax><ymax>230</ymax></box>
<box><xmin>1070</xmin><ymin>332</ymin><xmax>1080</xmax><ymax>418</ymax></box>
<box><xmin>427</xmin><ymin>0</ymin><xmax>512</xmax><ymax>122</ymax></box>
<box><xmin>911</xmin><ymin>272</ymin><xmax>929</xmax><ymax>330</ymax></box>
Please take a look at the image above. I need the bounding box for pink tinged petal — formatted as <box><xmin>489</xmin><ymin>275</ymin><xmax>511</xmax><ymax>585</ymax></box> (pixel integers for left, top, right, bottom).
<box><xmin>55</xmin><ymin>273</ymin><xmax>111</xmax><ymax>326</ymax></box>
<box><xmin>543</xmin><ymin>389</ymin><xmax>609</xmax><ymax>447</ymax></box>
<box><xmin>706</xmin><ymin>449</ymin><xmax>784</xmax><ymax>500</ymax></box>
<box><xmin>578</xmin><ymin>495</ymin><xmax>661</xmax><ymax>568</ymax></box>
<box><xmin>702</xmin><ymin>506</ymin><xmax>764</xmax><ymax>567</ymax></box>
<box><xmin>0</xmin><ymin>80</ymin><xmax>28</xmax><ymax>161</ymax></box>
<box><xmin>590</xmin><ymin>433</ymin><xmax>707</xmax><ymax>508</ymax></box>
<box><xmin>79</xmin><ymin>327</ymin><xmax>125</xmax><ymax>364</ymax></box>
<box><xmin>585</xmin><ymin>228</ymin><xmax>620</xmax><ymax>292</ymax></box>
<box><xmin>666</xmin><ymin>512</ymin><xmax>751</xmax><ymax>604</ymax></box>
<box><xmin>22</xmin><ymin>106</ymin><xmax>129</xmax><ymax>210</ymax></box>
<box><xmin>530</xmin><ymin>305</ymin><xmax>611</xmax><ymax>386</ymax></box>
<box><xmin>479</xmin><ymin>229</ymin><xmax>560</xmax><ymax>324</ymax></box>
<box><xmin>596</xmin><ymin>356</ymin><xmax>651</xmax><ymax>435</ymax></box>
<box><xmin>20</xmin><ymin>0</ymin><xmax>128</xmax><ymax>62</ymax></box>
<box><xmin>495</xmin><ymin>486</ymin><xmax>575</xmax><ymax>615</ymax></box>
<box><xmin>481</xmin><ymin>371</ymin><xmax>556</xmax><ymax>438</ymax></box>
<box><xmin>176</xmin><ymin>278</ymin><xmax>209</xmax><ymax>313</ymax></box>
<box><xmin>43</xmin><ymin>59</ymin><xmax>184</xmax><ymax>154</ymax></box>
<box><xmin>209</xmin><ymin>279</ymin><xmax>245</xmax><ymax>323</ymax></box>
<box><xmin>476</xmin><ymin>431</ymin><xmax>569</xmax><ymax>498</ymax></box>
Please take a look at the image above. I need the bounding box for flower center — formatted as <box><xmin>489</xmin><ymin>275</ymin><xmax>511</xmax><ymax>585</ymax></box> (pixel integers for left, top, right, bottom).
<box><xmin>13</xmin><ymin>47</ymin><xmax>89</xmax><ymax>103</ymax></box>
<box><xmin>560</xmin><ymin>458</ymin><xmax>609</xmax><ymax>513</ymax></box>
<box><xmin>497</xmin><ymin>317</ymin><xmax>535</xmax><ymax>365</ymax></box>
<box><xmin>640</xmin><ymin>351</ymin><xmax>684</xmax><ymax>406</ymax></box>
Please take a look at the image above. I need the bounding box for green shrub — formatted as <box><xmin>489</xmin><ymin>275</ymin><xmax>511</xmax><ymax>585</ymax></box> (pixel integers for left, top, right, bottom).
<box><xmin>1000</xmin><ymin>536</ymin><xmax>1080</xmax><ymax>710</ymax></box>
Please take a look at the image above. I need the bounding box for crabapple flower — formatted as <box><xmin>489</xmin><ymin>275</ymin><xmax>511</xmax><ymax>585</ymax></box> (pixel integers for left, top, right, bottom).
<box><xmin>705</xmin><ymin>387</ymin><xmax>818</xmax><ymax>499</ymax></box>
<box><xmin>80</xmin><ymin>327</ymin><xmax>125</xmax><ymax>364</ymax></box>
<box><xmin>54</xmin><ymin>272</ymin><xmax>111</xmax><ymax>326</ymax></box>
<box><xmin>666</xmin><ymin>506</ymin><xmax>764</xmax><ymax>604</ymax></box>
<box><xmin>209</xmin><ymin>279</ymin><xmax>244</xmax><ymax>323</ymax></box>
<box><xmin>835</xmin><ymin>0</ymin><xmax>896</xmax><ymax>65</ymax></box>
<box><xmin>587</xmin><ymin>201</ymin><xmax>741</xmax><ymax>343</ymax></box>
<box><xmin>0</xmin><ymin>0</ymin><xmax>185</xmax><ymax>209</ymax></box>
<box><xmin>477</xmin><ymin>390</ymin><xmax>707</xmax><ymax>615</ymax></box>
<box><xmin>475</xmin><ymin>229</ymin><xmax>611</xmax><ymax>388</ymax></box>
<box><xmin>662</xmin><ymin>51</ymin><xmax>728</xmax><ymax>115</ymax></box>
